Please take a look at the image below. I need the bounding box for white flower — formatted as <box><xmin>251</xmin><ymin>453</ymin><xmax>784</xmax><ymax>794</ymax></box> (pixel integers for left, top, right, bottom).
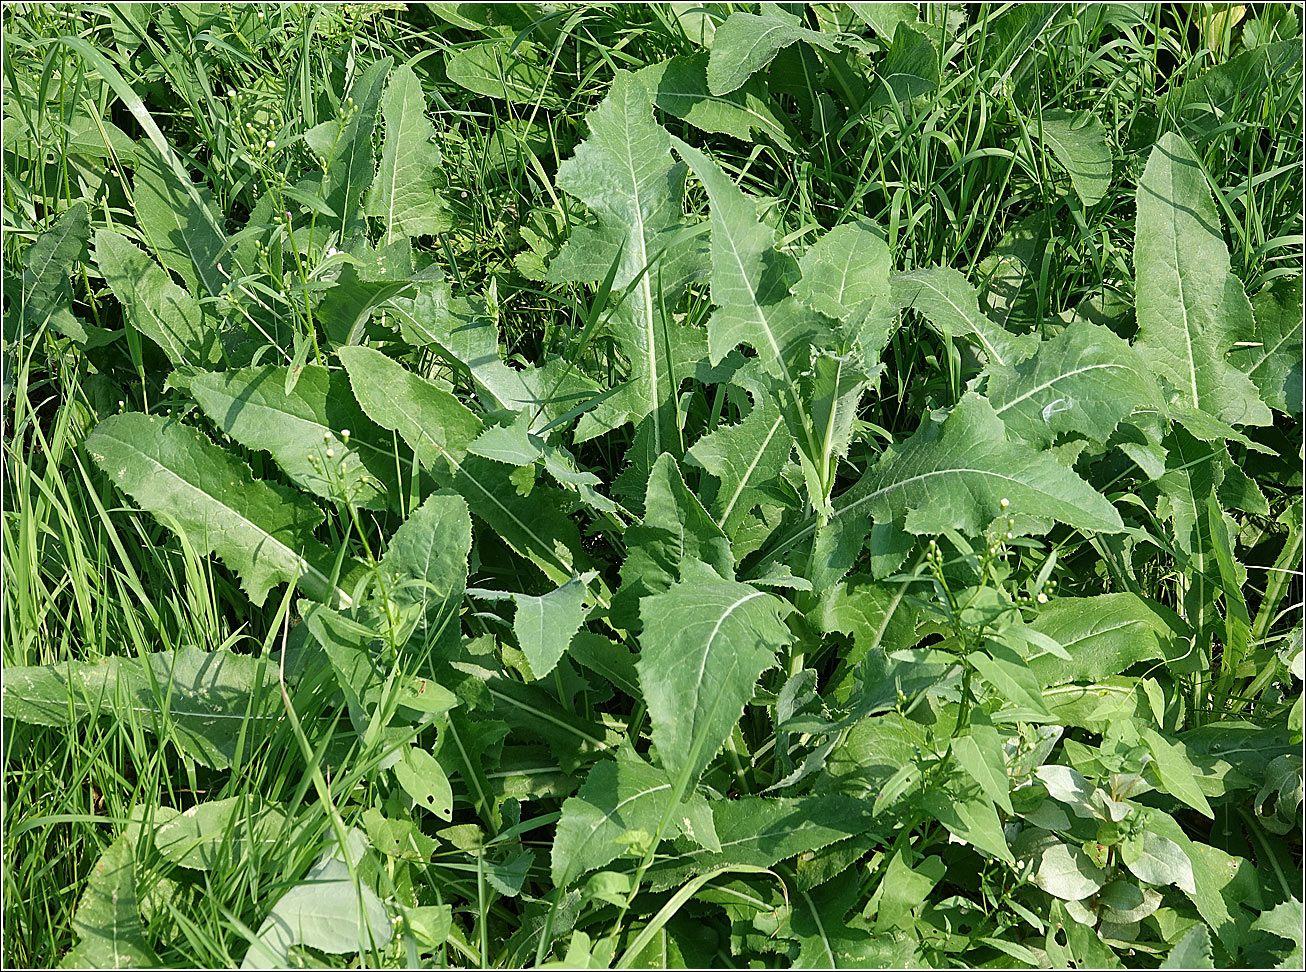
<box><xmin>227</xmin><ymin>88</ymin><xmax>236</xmax><ymax>98</ymax></box>
<box><xmin>265</xmin><ymin>139</ymin><xmax>275</xmax><ymax>149</ymax></box>
<box><xmin>1036</xmin><ymin>592</ymin><xmax>1049</xmax><ymax>604</ymax></box>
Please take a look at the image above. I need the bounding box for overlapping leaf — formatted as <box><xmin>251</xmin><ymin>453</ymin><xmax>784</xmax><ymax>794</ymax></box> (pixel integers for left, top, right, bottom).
<box><xmin>637</xmin><ymin>560</ymin><xmax>790</xmax><ymax>787</ymax></box>
<box><xmin>85</xmin><ymin>413</ymin><xmax>346</xmax><ymax>606</ymax></box>
<box><xmin>1134</xmin><ymin>133</ymin><xmax>1271</xmax><ymax>427</ymax></box>
<box><xmin>548</xmin><ymin>70</ymin><xmax>705</xmax><ymax>464</ymax></box>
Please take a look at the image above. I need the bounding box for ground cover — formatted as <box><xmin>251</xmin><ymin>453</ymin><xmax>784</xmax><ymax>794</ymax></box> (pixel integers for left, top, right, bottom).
<box><xmin>2</xmin><ymin>3</ymin><xmax>1302</xmax><ymax>968</ymax></box>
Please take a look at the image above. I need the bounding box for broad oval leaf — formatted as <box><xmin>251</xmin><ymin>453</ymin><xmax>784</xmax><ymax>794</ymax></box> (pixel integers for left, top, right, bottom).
<box><xmin>1034</xmin><ymin>842</ymin><xmax>1108</xmax><ymax>901</ymax></box>
<box><xmin>242</xmin><ymin>831</ymin><xmax>391</xmax><ymax>969</ymax></box>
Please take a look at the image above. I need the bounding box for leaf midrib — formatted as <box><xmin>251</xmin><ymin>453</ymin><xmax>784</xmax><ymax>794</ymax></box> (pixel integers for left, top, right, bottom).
<box><xmin>95</xmin><ymin>427</ymin><xmax>342</xmax><ymax>603</ymax></box>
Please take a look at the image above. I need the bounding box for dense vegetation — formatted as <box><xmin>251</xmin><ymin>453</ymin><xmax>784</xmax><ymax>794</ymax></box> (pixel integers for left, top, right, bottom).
<box><xmin>3</xmin><ymin>3</ymin><xmax>1302</xmax><ymax>968</ymax></box>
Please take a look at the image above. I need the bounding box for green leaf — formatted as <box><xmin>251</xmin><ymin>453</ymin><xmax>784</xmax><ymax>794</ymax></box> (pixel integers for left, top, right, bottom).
<box><xmin>1140</xmin><ymin>726</ymin><xmax>1214</xmax><ymax>818</ymax></box>
<box><xmin>817</xmin><ymin>574</ymin><xmax>922</xmax><ymax>694</ymax></box>
<box><xmin>1168</xmin><ymin>38</ymin><xmax>1302</xmax><ymax>135</ymax></box>
<box><xmin>1157</xmin><ymin>428</ymin><xmax>1223</xmax><ymax>639</ymax></box>
<box><xmin>2</xmin><ymin>646</ymin><xmax>279</xmax><ymax>770</ymax></box>
<box><xmin>849</xmin><ymin>3</ymin><xmax>920</xmax><ymax>40</ymax></box>
<box><xmin>986</xmin><ymin>320</ymin><xmax>1163</xmax><ymax>448</ymax></box>
<box><xmin>793</xmin><ymin>217</ymin><xmax>893</xmax><ymax>326</ymax></box>
<box><xmin>843</xmin><ymin>392</ymin><xmax>1124</xmax><ymax>538</ymax></box>
<box><xmin>672</xmin><ymin>136</ymin><xmax>831</xmax><ymax>382</ymax></box>
<box><xmin>336</xmin><ymin>345</ymin><xmax>481</xmax><ymax>467</ymax></box>
<box><xmin>1034</xmin><ymin>764</ymin><xmax>1101</xmax><ymax>819</ymax></box>
<box><xmin>784</xmin><ymin>349</ymin><xmax>870</xmax><ymax>514</ymax></box>
<box><xmin>551</xmin><ymin>746</ymin><xmax>674</xmax><ymax>887</ymax></box>
<box><xmin>978</xmin><ymin>212</ymin><xmax>1050</xmax><ymax>333</ymax></box>
<box><xmin>568</xmin><ymin>633</ymin><xmax>641</xmax><ymax>703</ymax></box>
<box><xmin>396</xmin><ymin>288</ymin><xmax>543</xmax><ymax>415</ymax></box>
<box><xmin>1251</xmin><ymin>898</ymin><xmax>1305</xmax><ymax>968</ymax></box>
<box><xmin>241</xmin><ymin>831</ymin><xmax>391</xmax><ymax>969</ymax></box>
<box><xmin>640</xmin><ymin>53</ymin><xmax>794</xmax><ymax>150</ymax></box>
<box><xmin>1230</xmin><ymin>276</ymin><xmax>1303</xmax><ymax>414</ymax></box>
<box><xmin>873</xmin><ymin>850</ymin><xmax>944</xmax><ymax>931</ymax></box>
<box><xmin>1026</xmin><ymin>593</ymin><xmax>1186</xmax><ymax>687</ymax></box>
<box><xmin>376</xmin><ymin>491</ymin><xmax>471</xmax><ymax>650</ymax></box>
<box><xmin>644</xmin><ymin>795</ymin><xmax>883</xmax><ymax>891</ymax></box>
<box><xmin>365</xmin><ymin>64</ymin><xmax>446</xmax><ymax>243</ymax></box>
<box><xmin>456</xmin><ymin>454</ymin><xmax>598</xmax><ymax>587</ymax></box>
<box><xmin>613</xmin><ymin>452</ymin><xmax>733</xmax><ymax>628</ymax></box>
<box><xmin>1033</xmin><ymin>841</ymin><xmax>1108</xmax><ymax>900</ymax></box>
<box><xmin>446</xmin><ymin>39</ymin><xmax>548</xmax><ymax>104</ymax></box>
<box><xmin>969</xmin><ymin>640</ymin><xmax>1052</xmax><ymax>719</ymax></box>
<box><xmin>1161</xmin><ymin>925</ymin><xmax>1213</xmax><ymax>969</ymax></box>
<box><xmin>1121</xmin><ymin>830</ymin><xmax>1196</xmax><ymax>894</ymax></box>
<box><xmin>307</xmin><ymin>58</ymin><xmax>390</xmax><ymax>239</ymax></box>
<box><xmin>1134</xmin><ymin>132</ymin><xmax>1271</xmax><ymax>427</ymax></box>
<box><xmin>892</xmin><ymin>267</ymin><xmax>1033</xmax><ymax>368</ymax></box>
<box><xmin>190</xmin><ymin>365</ymin><xmax>397</xmax><ymax>509</ymax></box>
<box><xmin>85</xmin><ymin>413</ymin><xmax>345</xmax><ymax>607</ymax></box>
<box><xmin>873</xmin><ymin>22</ymin><xmax>939</xmax><ymax>106</ymax></box>
<box><xmin>706</xmin><ymin>10</ymin><xmax>840</xmax><ymax>96</ymax></box>
<box><xmin>921</xmin><ymin>787</ymin><xmax>1015</xmax><ymax>864</ymax></box>
<box><xmin>131</xmin><ymin>139</ymin><xmax>228</xmax><ymax>297</ymax></box>
<box><xmin>686</xmin><ymin>389</ymin><xmax>792</xmax><ymax>534</ymax></box>
<box><xmin>133</xmin><ymin>797</ymin><xmax>288</xmax><ymax>871</ymax></box>
<box><xmin>1035</xmin><ymin>110</ymin><xmax>1112</xmax><ymax>206</ymax></box>
<box><xmin>1099</xmin><ymin>880</ymin><xmax>1162</xmax><ymax>924</ymax></box>
<box><xmin>60</xmin><ymin>836</ymin><xmax>160</xmax><ymax>969</ymax></box>
<box><xmin>513</xmin><ymin>574</ymin><xmax>594</xmax><ymax>679</ymax></box>
<box><xmin>954</xmin><ymin>725</ymin><xmax>1013</xmax><ymax>813</ymax></box>
<box><xmin>548</xmin><ymin>71</ymin><xmax>706</xmax><ymax>464</ymax></box>
<box><xmin>95</xmin><ymin>228</ymin><xmax>218</xmax><ymax>367</ymax></box>
<box><xmin>395</xmin><ymin>745</ymin><xmax>454</xmax><ymax>820</ymax></box>
<box><xmin>18</xmin><ymin>201</ymin><xmax>89</xmax><ymax>341</ymax></box>
<box><xmin>637</xmin><ymin>560</ymin><xmax>790</xmax><ymax>787</ymax></box>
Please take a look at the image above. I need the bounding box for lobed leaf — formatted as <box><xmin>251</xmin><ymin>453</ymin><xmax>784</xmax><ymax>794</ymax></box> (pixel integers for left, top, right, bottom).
<box><xmin>85</xmin><ymin>413</ymin><xmax>345</xmax><ymax>606</ymax></box>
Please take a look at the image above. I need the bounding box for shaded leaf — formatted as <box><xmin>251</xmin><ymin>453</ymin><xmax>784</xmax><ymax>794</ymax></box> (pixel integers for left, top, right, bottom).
<box><xmin>61</xmin><ymin>836</ymin><xmax>159</xmax><ymax>969</ymax></box>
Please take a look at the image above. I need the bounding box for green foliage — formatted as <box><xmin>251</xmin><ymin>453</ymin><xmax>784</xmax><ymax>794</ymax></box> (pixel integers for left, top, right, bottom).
<box><xmin>4</xmin><ymin>3</ymin><xmax>1300</xmax><ymax>969</ymax></box>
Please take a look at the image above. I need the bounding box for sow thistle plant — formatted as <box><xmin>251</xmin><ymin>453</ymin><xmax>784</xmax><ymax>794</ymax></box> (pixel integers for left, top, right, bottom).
<box><xmin>3</xmin><ymin>3</ymin><xmax>1302</xmax><ymax>970</ymax></box>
